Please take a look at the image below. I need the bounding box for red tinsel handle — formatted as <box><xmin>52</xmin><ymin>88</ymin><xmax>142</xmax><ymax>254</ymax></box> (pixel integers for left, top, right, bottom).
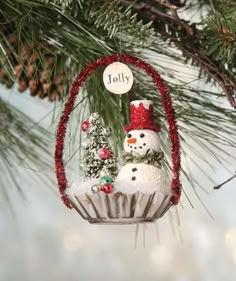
<box><xmin>55</xmin><ymin>54</ymin><xmax>181</xmax><ymax>208</ymax></box>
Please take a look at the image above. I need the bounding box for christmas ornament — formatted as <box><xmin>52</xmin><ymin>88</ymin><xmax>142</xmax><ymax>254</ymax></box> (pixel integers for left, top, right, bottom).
<box><xmin>101</xmin><ymin>183</ymin><xmax>113</xmax><ymax>194</ymax></box>
<box><xmin>91</xmin><ymin>178</ymin><xmax>114</xmax><ymax>194</ymax></box>
<box><xmin>91</xmin><ymin>184</ymin><xmax>101</xmax><ymax>193</ymax></box>
<box><xmin>98</xmin><ymin>147</ymin><xmax>111</xmax><ymax>160</ymax></box>
<box><xmin>55</xmin><ymin>54</ymin><xmax>181</xmax><ymax>224</ymax></box>
<box><xmin>103</xmin><ymin>127</ymin><xmax>112</xmax><ymax>137</ymax></box>
<box><xmin>81</xmin><ymin>121</ymin><xmax>90</xmax><ymax>132</ymax></box>
<box><xmin>80</xmin><ymin>113</ymin><xmax>118</xmax><ymax>179</ymax></box>
<box><xmin>99</xmin><ymin>176</ymin><xmax>113</xmax><ymax>185</ymax></box>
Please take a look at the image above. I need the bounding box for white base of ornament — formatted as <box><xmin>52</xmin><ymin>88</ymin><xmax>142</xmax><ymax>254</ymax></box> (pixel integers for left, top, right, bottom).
<box><xmin>66</xmin><ymin>178</ymin><xmax>172</xmax><ymax>224</ymax></box>
<box><xmin>67</xmin><ymin>177</ymin><xmax>100</xmax><ymax>196</ymax></box>
<box><xmin>67</xmin><ymin>170</ymin><xmax>171</xmax><ymax>197</ymax></box>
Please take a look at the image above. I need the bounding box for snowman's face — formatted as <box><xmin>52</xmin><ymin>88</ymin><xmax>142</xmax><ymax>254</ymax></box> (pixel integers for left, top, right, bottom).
<box><xmin>124</xmin><ymin>129</ymin><xmax>160</xmax><ymax>155</ymax></box>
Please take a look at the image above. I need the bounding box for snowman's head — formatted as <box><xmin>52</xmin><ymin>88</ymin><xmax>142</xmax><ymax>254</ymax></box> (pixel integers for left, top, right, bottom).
<box><xmin>124</xmin><ymin>129</ymin><xmax>160</xmax><ymax>155</ymax></box>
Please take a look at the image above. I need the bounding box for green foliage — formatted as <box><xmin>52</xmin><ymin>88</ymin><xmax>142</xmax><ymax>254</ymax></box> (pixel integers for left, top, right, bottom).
<box><xmin>0</xmin><ymin>99</ymin><xmax>48</xmax><ymax>162</ymax></box>
<box><xmin>0</xmin><ymin>0</ymin><xmax>154</xmax><ymax>88</ymax></box>
<box><xmin>84</xmin><ymin>1</ymin><xmax>154</xmax><ymax>45</ymax></box>
<box><xmin>27</xmin><ymin>0</ymin><xmax>154</xmax><ymax>45</ymax></box>
<box><xmin>204</xmin><ymin>11</ymin><xmax>236</xmax><ymax>66</ymax></box>
<box><xmin>0</xmin><ymin>98</ymin><xmax>52</xmax><ymax>207</ymax></box>
<box><xmin>39</xmin><ymin>0</ymin><xmax>83</xmax><ymax>10</ymax></box>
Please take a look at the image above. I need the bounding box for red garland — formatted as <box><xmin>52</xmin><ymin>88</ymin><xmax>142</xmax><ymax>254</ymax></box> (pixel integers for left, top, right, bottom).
<box><xmin>55</xmin><ymin>54</ymin><xmax>181</xmax><ymax>208</ymax></box>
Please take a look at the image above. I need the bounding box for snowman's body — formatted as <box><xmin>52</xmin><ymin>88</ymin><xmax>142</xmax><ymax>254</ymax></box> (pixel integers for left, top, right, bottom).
<box><xmin>115</xmin><ymin>129</ymin><xmax>170</xmax><ymax>194</ymax></box>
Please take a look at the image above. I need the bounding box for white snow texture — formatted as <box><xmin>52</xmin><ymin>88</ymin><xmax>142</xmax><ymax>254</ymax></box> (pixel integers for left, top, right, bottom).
<box><xmin>66</xmin><ymin>163</ymin><xmax>170</xmax><ymax>197</ymax></box>
<box><xmin>114</xmin><ymin>163</ymin><xmax>170</xmax><ymax>194</ymax></box>
<box><xmin>66</xmin><ymin>177</ymin><xmax>98</xmax><ymax>197</ymax></box>
<box><xmin>131</xmin><ymin>100</ymin><xmax>152</xmax><ymax>110</ymax></box>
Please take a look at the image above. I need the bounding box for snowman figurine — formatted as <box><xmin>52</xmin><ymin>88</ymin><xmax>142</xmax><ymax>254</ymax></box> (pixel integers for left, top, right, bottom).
<box><xmin>114</xmin><ymin>100</ymin><xmax>170</xmax><ymax>194</ymax></box>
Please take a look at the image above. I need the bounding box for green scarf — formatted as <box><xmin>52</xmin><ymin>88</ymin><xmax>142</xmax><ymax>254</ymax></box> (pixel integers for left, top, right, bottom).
<box><xmin>122</xmin><ymin>149</ymin><xmax>164</xmax><ymax>168</ymax></box>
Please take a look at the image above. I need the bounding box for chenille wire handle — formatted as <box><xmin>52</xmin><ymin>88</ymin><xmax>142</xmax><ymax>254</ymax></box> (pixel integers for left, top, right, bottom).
<box><xmin>55</xmin><ymin>54</ymin><xmax>181</xmax><ymax>208</ymax></box>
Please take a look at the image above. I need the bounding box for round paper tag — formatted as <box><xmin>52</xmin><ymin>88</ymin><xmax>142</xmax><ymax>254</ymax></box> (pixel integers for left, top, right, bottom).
<box><xmin>103</xmin><ymin>62</ymin><xmax>133</xmax><ymax>94</ymax></box>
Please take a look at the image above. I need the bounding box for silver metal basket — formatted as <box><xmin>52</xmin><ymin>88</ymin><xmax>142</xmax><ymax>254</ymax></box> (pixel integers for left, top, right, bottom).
<box><xmin>67</xmin><ymin>191</ymin><xmax>172</xmax><ymax>224</ymax></box>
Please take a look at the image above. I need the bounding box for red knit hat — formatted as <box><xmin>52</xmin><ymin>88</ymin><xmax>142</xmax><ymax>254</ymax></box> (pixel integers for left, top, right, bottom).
<box><xmin>124</xmin><ymin>100</ymin><xmax>160</xmax><ymax>132</ymax></box>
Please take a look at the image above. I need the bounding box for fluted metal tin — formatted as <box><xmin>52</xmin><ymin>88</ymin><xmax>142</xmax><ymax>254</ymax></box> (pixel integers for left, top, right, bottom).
<box><xmin>67</xmin><ymin>191</ymin><xmax>172</xmax><ymax>224</ymax></box>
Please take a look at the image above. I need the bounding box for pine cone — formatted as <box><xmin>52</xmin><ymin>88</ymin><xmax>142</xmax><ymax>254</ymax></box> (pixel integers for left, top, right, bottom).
<box><xmin>0</xmin><ymin>23</ymin><xmax>66</xmax><ymax>102</ymax></box>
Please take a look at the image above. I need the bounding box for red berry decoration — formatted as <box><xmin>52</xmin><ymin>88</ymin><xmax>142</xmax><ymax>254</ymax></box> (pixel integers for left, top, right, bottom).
<box><xmin>81</xmin><ymin>121</ymin><xmax>90</xmax><ymax>132</ymax></box>
<box><xmin>98</xmin><ymin>147</ymin><xmax>111</xmax><ymax>160</ymax></box>
<box><xmin>101</xmin><ymin>183</ymin><xmax>113</xmax><ymax>194</ymax></box>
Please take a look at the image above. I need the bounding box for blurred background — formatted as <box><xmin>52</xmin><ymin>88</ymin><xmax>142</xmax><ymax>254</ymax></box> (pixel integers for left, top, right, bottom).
<box><xmin>1</xmin><ymin>1</ymin><xmax>236</xmax><ymax>280</ymax></box>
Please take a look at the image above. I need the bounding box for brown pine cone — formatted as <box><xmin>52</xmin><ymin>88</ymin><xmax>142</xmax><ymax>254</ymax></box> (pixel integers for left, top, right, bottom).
<box><xmin>37</xmin><ymin>86</ymin><xmax>45</xmax><ymax>99</ymax></box>
<box><xmin>44</xmin><ymin>55</ymin><xmax>55</xmax><ymax>68</ymax></box>
<box><xmin>0</xmin><ymin>24</ymin><xmax>65</xmax><ymax>102</ymax></box>
<box><xmin>53</xmin><ymin>74</ymin><xmax>64</xmax><ymax>85</ymax></box>
<box><xmin>18</xmin><ymin>78</ymin><xmax>28</xmax><ymax>92</ymax></box>
<box><xmin>49</xmin><ymin>88</ymin><xmax>58</xmax><ymax>102</ymax></box>
<box><xmin>29</xmin><ymin>80</ymin><xmax>38</xmax><ymax>96</ymax></box>
<box><xmin>19</xmin><ymin>43</ymin><xmax>33</xmax><ymax>63</ymax></box>
<box><xmin>27</xmin><ymin>64</ymin><xmax>36</xmax><ymax>78</ymax></box>
<box><xmin>40</xmin><ymin>70</ymin><xmax>51</xmax><ymax>84</ymax></box>
<box><xmin>14</xmin><ymin>65</ymin><xmax>23</xmax><ymax>78</ymax></box>
<box><xmin>0</xmin><ymin>69</ymin><xmax>6</xmax><ymax>79</ymax></box>
<box><xmin>42</xmin><ymin>82</ymin><xmax>52</xmax><ymax>95</ymax></box>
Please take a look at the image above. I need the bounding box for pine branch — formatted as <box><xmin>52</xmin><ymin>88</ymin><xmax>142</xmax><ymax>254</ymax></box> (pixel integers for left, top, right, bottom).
<box><xmin>120</xmin><ymin>0</ymin><xmax>236</xmax><ymax>108</ymax></box>
<box><xmin>214</xmin><ymin>171</ymin><xmax>236</xmax><ymax>189</ymax></box>
<box><xmin>84</xmin><ymin>1</ymin><xmax>154</xmax><ymax>45</ymax></box>
<box><xmin>0</xmin><ymin>24</ymin><xmax>67</xmax><ymax>100</ymax></box>
<box><xmin>203</xmin><ymin>11</ymin><xmax>236</xmax><ymax>66</ymax></box>
<box><xmin>33</xmin><ymin>0</ymin><xmax>154</xmax><ymax>46</ymax></box>
<box><xmin>0</xmin><ymin>97</ymin><xmax>53</xmax><ymax>206</ymax></box>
